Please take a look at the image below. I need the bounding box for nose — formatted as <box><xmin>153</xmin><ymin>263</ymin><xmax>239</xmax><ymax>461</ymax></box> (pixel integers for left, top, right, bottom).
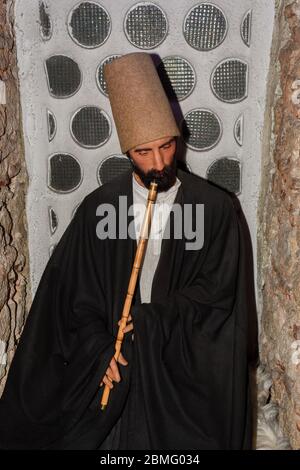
<box><xmin>152</xmin><ymin>148</ymin><xmax>165</xmax><ymax>171</ymax></box>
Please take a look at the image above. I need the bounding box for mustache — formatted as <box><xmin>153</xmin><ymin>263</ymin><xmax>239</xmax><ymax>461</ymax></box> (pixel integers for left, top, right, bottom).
<box><xmin>130</xmin><ymin>160</ymin><xmax>177</xmax><ymax>192</ymax></box>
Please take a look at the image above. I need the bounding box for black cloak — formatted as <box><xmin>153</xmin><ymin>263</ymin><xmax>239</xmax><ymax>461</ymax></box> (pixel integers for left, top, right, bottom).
<box><xmin>0</xmin><ymin>168</ymin><xmax>255</xmax><ymax>449</ymax></box>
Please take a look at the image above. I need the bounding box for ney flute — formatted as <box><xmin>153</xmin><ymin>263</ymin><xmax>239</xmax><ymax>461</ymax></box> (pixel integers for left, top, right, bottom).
<box><xmin>100</xmin><ymin>180</ymin><xmax>158</xmax><ymax>410</ymax></box>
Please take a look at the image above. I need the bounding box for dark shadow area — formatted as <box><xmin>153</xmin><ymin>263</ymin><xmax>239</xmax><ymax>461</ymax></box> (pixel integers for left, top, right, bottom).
<box><xmin>190</xmin><ymin>175</ymin><xmax>260</xmax><ymax>449</ymax></box>
<box><xmin>152</xmin><ymin>52</ymin><xmax>259</xmax><ymax>447</ymax></box>
<box><xmin>151</xmin><ymin>53</ymin><xmax>189</xmax><ymax>170</ymax></box>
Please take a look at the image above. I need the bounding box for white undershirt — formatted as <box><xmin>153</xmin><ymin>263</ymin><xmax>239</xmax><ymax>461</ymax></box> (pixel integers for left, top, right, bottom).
<box><xmin>132</xmin><ymin>174</ymin><xmax>181</xmax><ymax>303</ymax></box>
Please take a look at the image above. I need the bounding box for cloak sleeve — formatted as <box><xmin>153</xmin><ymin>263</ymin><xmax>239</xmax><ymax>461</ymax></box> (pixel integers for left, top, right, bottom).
<box><xmin>130</xmin><ymin>195</ymin><xmax>252</xmax><ymax>450</ymax></box>
<box><xmin>0</xmin><ymin>196</ymin><xmax>126</xmax><ymax>449</ymax></box>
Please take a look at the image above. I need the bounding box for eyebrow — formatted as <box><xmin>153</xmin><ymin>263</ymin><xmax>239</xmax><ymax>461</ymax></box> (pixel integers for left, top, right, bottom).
<box><xmin>133</xmin><ymin>137</ymin><xmax>175</xmax><ymax>153</ymax></box>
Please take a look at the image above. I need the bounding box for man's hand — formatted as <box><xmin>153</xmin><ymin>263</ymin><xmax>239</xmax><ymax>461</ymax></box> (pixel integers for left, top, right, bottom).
<box><xmin>100</xmin><ymin>314</ymin><xmax>133</xmax><ymax>388</ymax></box>
<box><xmin>118</xmin><ymin>313</ymin><xmax>133</xmax><ymax>334</ymax></box>
<box><xmin>100</xmin><ymin>351</ymin><xmax>128</xmax><ymax>389</ymax></box>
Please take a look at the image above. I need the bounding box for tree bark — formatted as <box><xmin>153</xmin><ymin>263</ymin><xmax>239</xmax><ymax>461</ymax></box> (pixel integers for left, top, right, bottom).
<box><xmin>259</xmin><ymin>0</ymin><xmax>300</xmax><ymax>449</ymax></box>
<box><xmin>0</xmin><ymin>0</ymin><xmax>30</xmax><ymax>396</ymax></box>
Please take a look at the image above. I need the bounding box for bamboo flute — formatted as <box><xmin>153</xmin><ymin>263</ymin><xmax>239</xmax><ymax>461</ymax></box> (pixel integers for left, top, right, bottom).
<box><xmin>100</xmin><ymin>180</ymin><xmax>158</xmax><ymax>410</ymax></box>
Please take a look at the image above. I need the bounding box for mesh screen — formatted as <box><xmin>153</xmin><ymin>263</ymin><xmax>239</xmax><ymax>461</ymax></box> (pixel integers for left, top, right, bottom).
<box><xmin>71</xmin><ymin>106</ymin><xmax>110</xmax><ymax>147</ymax></box>
<box><xmin>124</xmin><ymin>3</ymin><xmax>168</xmax><ymax>49</ymax></box>
<box><xmin>68</xmin><ymin>1</ymin><xmax>110</xmax><ymax>48</ymax></box>
<box><xmin>47</xmin><ymin>110</ymin><xmax>56</xmax><ymax>142</ymax></box>
<box><xmin>45</xmin><ymin>55</ymin><xmax>81</xmax><ymax>98</ymax></box>
<box><xmin>48</xmin><ymin>153</ymin><xmax>82</xmax><ymax>192</ymax></box>
<box><xmin>182</xmin><ymin>109</ymin><xmax>222</xmax><ymax>151</ymax></box>
<box><xmin>39</xmin><ymin>1</ymin><xmax>52</xmax><ymax>40</ymax></box>
<box><xmin>206</xmin><ymin>158</ymin><xmax>241</xmax><ymax>194</ymax></box>
<box><xmin>211</xmin><ymin>59</ymin><xmax>248</xmax><ymax>102</ymax></box>
<box><xmin>97</xmin><ymin>55</ymin><xmax>121</xmax><ymax>96</ymax></box>
<box><xmin>98</xmin><ymin>155</ymin><xmax>132</xmax><ymax>185</ymax></box>
<box><xmin>183</xmin><ymin>3</ymin><xmax>227</xmax><ymax>51</ymax></box>
<box><xmin>157</xmin><ymin>56</ymin><xmax>195</xmax><ymax>101</ymax></box>
<box><xmin>241</xmin><ymin>10</ymin><xmax>251</xmax><ymax>46</ymax></box>
<box><xmin>49</xmin><ymin>207</ymin><xmax>58</xmax><ymax>234</ymax></box>
<box><xmin>234</xmin><ymin>115</ymin><xmax>243</xmax><ymax>146</ymax></box>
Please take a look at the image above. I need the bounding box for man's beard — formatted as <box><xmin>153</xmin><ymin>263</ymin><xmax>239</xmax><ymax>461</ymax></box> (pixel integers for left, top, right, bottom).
<box><xmin>129</xmin><ymin>158</ymin><xmax>177</xmax><ymax>192</ymax></box>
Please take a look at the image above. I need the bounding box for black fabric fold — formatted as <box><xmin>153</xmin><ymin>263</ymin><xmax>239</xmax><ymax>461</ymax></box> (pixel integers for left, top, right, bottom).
<box><xmin>0</xmin><ymin>168</ymin><xmax>256</xmax><ymax>449</ymax></box>
<box><xmin>129</xmin><ymin>196</ymin><xmax>251</xmax><ymax>449</ymax></box>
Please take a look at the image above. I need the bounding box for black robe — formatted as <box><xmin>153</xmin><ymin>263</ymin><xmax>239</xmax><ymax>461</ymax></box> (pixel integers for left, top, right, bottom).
<box><xmin>0</xmin><ymin>168</ymin><xmax>255</xmax><ymax>450</ymax></box>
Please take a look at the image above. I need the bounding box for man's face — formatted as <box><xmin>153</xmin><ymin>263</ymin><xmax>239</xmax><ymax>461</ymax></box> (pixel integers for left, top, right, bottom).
<box><xmin>127</xmin><ymin>136</ymin><xmax>177</xmax><ymax>192</ymax></box>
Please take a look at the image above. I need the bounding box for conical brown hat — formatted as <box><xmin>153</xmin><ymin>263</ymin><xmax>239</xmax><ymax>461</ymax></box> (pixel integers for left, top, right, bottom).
<box><xmin>104</xmin><ymin>52</ymin><xmax>180</xmax><ymax>153</ymax></box>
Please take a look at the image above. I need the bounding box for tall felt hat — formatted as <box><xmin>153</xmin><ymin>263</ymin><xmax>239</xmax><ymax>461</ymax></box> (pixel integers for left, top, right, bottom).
<box><xmin>104</xmin><ymin>52</ymin><xmax>180</xmax><ymax>153</ymax></box>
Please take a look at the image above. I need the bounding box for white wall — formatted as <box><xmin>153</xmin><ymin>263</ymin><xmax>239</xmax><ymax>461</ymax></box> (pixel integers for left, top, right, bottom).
<box><xmin>14</xmin><ymin>0</ymin><xmax>275</xmax><ymax>303</ymax></box>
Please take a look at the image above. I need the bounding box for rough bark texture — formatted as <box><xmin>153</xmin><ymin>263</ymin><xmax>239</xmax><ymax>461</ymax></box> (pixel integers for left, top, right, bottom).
<box><xmin>259</xmin><ymin>0</ymin><xmax>300</xmax><ymax>449</ymax></box>
<box><xmin>0</xmin><ymin>0</ymin><xmax>30</xmax><ymax>396</ymax></box>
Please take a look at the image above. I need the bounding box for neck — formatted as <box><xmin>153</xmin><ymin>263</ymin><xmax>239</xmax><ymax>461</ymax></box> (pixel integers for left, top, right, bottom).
<box><xmin>133</xmin><ymin>172</ymin><xmax>146</xmax><ymax>188</ymax></box>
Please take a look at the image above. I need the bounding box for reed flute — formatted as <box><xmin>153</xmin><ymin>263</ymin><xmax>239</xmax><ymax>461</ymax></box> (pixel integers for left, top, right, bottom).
<box><xmin>100</xmin><ymin>180</ymin><xmax>158</xmax><ymax>410</ymax></box>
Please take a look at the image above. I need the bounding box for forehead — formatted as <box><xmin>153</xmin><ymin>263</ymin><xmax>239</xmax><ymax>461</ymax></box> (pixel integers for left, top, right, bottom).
<box><xmin>131</xmin><ymin>136</ymin><xmax>174</xmax><ymax>151</ymax></box>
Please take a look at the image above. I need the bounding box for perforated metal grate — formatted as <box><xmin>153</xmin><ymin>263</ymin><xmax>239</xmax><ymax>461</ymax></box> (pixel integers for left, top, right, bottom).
<box><xmin>47</xmin><ymin>109</ymin><xmax>56</xmax><ymax>142</ymax></box>
<box><xmin>96</xmin><ymin>55</ymin><xmax>122</xmax><ymax>96</ymax></box>
<box><xmin>39</xmin><ymin>1</ymin><xmax>52</xmax><ymax>40</ymax></box>
<box><xmin>206</xmin><ymin>158</ymin><xmax>241</xmax><ymax>194</ymax></box>
<box><xmin>71</xmin><ymin>106</ymin><xmax>111</xmax><ymax>148</ymax></box>
<box><xmin>68</xmin><ymin>1</ymin><xmax>111</xmax><ymax>48</ymax></box>
<box><xmin>182</xmin><ymin>109</ymin><xmax>222</xmax><ymax>151</ymax></box>
<box><xmin>124</xmin><ymin>2</ymin><xmax>168</xmax><ymax>49</ymax></box>
<box><xmin>98</xmin><ymin>155</ymin><xmax>132</xmax><ymax>185</ymax></box>
<box><xmin>45</xmin><ymin>55</ymin><xmax>82</xmax><ymax>98</ymax></box>
<box><xmin>241</xmin><ymin>9</ymin><xmax>252</xmax><ymax>47</ymax></box>
<box><xmin>157</xmin><ymin>56</ymin><xmax>196</xmax><ymax>101</ymax></box>
<box><xmin>48</xmin><ymin>153</ymin><xmax>82</xmax><ymax>193</ymax></box>
<box><xmin>48</xmin><ymin>207</ymin><xmax>58</xmax><ymax>234</ymax></box>
<box><xmin>183</xmin><ymin>3</ymin><xmax>227</xmax><ymax>51</ymax></box>
<box><xmin>234</xmin><ymin>114</ymin><xmax>244</xmax><ymax>146</ymax></box>
<box><xmin>211</xmin><ymin>59</ymin><xmax>248</xmax><ymax>103</ymax></box>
